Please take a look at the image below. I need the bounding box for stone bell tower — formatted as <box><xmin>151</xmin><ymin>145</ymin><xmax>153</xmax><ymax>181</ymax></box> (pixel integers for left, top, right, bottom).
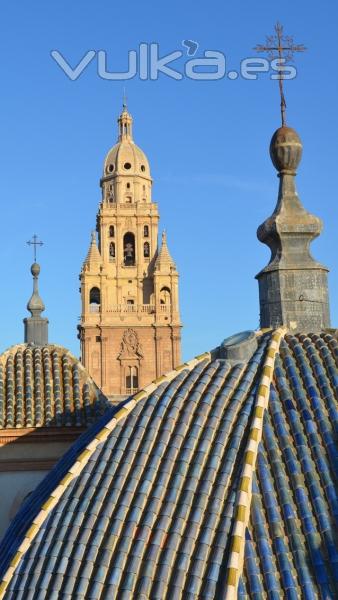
<box><xmin>78</xmin><ymin>104</ymin><xmax>181</xmax><ymax>398</ymax></box>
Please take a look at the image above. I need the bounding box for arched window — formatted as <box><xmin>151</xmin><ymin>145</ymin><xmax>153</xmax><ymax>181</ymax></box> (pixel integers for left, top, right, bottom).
<box><xmin>143</xmin><ymin>225</ymin><xmax>149</xmax><ymax>237</ymax></box>
<box><xmin>126</xmin><ymin>366</ymin><xmax>138</xmax><ymax>392</ymax></box>
<box><xmin>126</xmin><ymin>182</ymin><xmax>131</xmax><ymax>189</ymax></box>
<box><xmin>143</xmin><ymin>242</ymin><xmax>150</xmax><ymax>258</ymax></box>
<box><xmin>109</xmin><ymin>225</ymin><xmax>115</xmax><ymax>237</ymax></box>
<box><xmin>123</xmin><ymin>232</ymin><xmax>135</xmax><ymax>266</ymax></box>
<box><xmin>89</xmin><ymin>287</ymin><xmax>100</xmax><ymax>312</ymax></box>
<box><xmin>109</xmin><ymin>242</ymin><xmax>115</xmax><ymax>258</ymax></box>
<box><xmin>160</xmin><ymin>286</ymin><xmax>171</xmax><ymax>305</ymax></box>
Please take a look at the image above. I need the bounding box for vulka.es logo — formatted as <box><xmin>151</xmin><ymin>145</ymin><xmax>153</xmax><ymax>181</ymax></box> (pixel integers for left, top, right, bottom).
<box><xmin>50</xmin><ymin>42</ymin><xmax>297</xmax><ymax>82</ymax></box>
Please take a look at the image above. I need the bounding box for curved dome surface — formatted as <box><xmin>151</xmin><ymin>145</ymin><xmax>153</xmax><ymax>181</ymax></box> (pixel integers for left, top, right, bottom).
<box><xmin>103</xmin><ymin>140</ymin><xmax>151</xmax><ymax>179</ymax></box>
<box><xmin>0</xmin><ymin>330</ymin><xmax>337</xmax><ymax>599</ymax></box>
<box><xmin>102</xmin><ymin>107</ymin><xmax>151</xmax><ymax>180</ymax></box>
<box><xmin>0</xmin><ymin>344</ymin><xmax>108</xmax><ymax>429</ymax></box>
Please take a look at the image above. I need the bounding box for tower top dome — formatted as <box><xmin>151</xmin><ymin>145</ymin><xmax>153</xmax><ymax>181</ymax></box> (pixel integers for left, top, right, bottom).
<box><xmin>103</xmin><ymin>104</ymin><xmax>151</xmax><ymax>181</ymax></box>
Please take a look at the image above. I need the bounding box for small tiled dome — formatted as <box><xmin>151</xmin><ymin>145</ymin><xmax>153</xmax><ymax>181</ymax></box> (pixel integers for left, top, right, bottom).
<box><xmin>0</xmin><ymin>329</ymin><xmax>337</xmax><ymax>599</ymax></box>
<box><xmin>0</xmin><ymin>344</ymin><xmax>109</xmax><ymax>429</ymax></box>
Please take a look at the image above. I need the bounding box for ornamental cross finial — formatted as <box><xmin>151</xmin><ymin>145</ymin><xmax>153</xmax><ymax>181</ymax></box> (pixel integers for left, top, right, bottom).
<box><xmin>254</xmin><ymin>22</ymin><xmax>306</xmax><ymax>126</ymax></box>
<box><xmin>27</xmin><ymin>234</ymin><xmax>43</xmax><ymax>263</ymax></box>
<box><xmin>122</xmin><ymin>86</ymin><xmax>127</xmax><ymax>111</ymax></box>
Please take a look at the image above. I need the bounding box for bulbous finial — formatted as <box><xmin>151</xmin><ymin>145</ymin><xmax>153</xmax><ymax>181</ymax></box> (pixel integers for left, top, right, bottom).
<box><xmin>27</xmin><ymin>263</ymin><xmax>45</xmax><ymax>316</ymax></box>
<box><xmin>31</xmin><ymin>262</ymin><xmax>40</xmax><ymax>277</ymax></box>
<box><xmin>270</xmin><ymin>126</ymin><xmax>303</xmax><ymax>175</ymax></box>
<box><xmin>257</xmin><ymin>122</ymin><xmax>330</xmax><ymax>333</ymax></box>
<box><xmin>24</xmin><ymin>261</ymin><xmax>49</xmax><ymax>345</ymax></box>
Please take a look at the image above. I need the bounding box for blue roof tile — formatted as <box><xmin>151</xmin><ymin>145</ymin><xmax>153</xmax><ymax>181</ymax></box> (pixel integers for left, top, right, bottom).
<box><xmin>0</xmin><ymin>332</ymin><xmax>338</xmax><ymax>598</ymax></box>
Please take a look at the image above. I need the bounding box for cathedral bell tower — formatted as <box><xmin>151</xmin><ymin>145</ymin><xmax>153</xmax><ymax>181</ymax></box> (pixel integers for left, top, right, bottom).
<box><xmin>78</xmin><ymin>104</ymin><xmax>181</xmax><ymax>398</ymax></box>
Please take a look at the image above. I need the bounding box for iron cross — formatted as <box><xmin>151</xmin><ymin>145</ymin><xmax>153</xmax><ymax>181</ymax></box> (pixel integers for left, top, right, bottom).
<box><xmin>254</xmin><ymin>22</ymin><xmax>306</xmax><ymax>126</ymax></box>
<box><xmin>27</xmin><ymin>234</ymin><xmax>44</xmax><ymax>263</ymax></box>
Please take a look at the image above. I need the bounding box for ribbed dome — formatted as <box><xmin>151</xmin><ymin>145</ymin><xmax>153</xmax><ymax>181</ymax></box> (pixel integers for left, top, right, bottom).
<box><xmin>0</xmin><ymin>344</ymin><xmax>109</xmax><ymax>428</ymax></box>
<box><xmin>103</xmin><ymin>140</ymin><xmax>151</xmax><ymax>179</ymax></box>
<box><xmin>0</xmin><ymin>330</ymin><xmax>337</xmax><ymax>599</ymax></box>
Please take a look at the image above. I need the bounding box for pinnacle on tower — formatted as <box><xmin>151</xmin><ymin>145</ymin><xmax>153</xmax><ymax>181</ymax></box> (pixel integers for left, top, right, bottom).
<box><xmin>254</xmin><ymin>24</ymin><xmax>330</xmax><ymax>332</ymax></box>
<box><xmin>155</xmin><ymin>231</ymin><xmax>176</xmax><ymax>273</ymax></box>
<box><xmin>256</xmin><ymin>126</ymin><xmax>330</xmax><ymax>331</ymax></box>
<box><xmin>82</xmin><ymin>231</ymin><xmax>101</xmax><ymax>271</ymax></box>
<box><xmin>24</xmin><ymin>262</ymin><xmax>49</xmax><ymax>345</ymax></box>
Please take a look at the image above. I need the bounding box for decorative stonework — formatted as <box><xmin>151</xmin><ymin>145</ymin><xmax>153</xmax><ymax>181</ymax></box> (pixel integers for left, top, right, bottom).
<box><xmin>117</xmin><ymin>329</ymin><xmax>143</xmax><ymax>360</ymax></box>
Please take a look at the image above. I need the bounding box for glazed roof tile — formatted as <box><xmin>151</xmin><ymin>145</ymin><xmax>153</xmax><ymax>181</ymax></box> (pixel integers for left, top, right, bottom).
<box><xmin>0</xmin><ymin>344</ymin><xmax>108</xmax><ymax>429</ymax></box>
<box><xmin>0</xmin><ymin>331</ymin><xmax>337</xmax><ymax>599</ymax></box>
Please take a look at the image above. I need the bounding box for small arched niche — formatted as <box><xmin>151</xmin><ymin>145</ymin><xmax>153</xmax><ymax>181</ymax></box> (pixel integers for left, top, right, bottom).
<box><xmin>109</xmin><ymin>225</ymin><xmax>115</xmax><ymax>238</ymax></box>
<box><xmin>143</xmin><ymin>242</ymin><xmax>150</xmax><ymax>258</ymax></box>
<box><xmin>89</xmin><ymin>287</ymin><xmax>101</xmax><ymax>312</ymax></box>
<box><xmin>160</xmin><ymin>286</ymin><xmax>171</xmax><ymax>305</ymax></box>
<box><xmin>109</xmin><ymin>241</ymin><xmax>115</xmax><ymax>259</ymax></box>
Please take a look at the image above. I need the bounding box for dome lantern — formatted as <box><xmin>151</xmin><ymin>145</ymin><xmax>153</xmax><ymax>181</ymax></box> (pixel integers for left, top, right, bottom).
<box><xmin>118</xmin><ymin>102</ymin><xmax>133</xmax><ymax>141</ymax></box>
<box><xmin>101</xmin><ymin>103</ymin><xmax>152</xmax><ymax>204</ymax></box>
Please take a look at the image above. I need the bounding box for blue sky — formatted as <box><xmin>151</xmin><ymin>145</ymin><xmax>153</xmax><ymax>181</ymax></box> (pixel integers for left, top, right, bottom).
<box><xmin>1</xmin><ymin>0</ymin><xmax>337</xmax><ymax>360</ymax></box>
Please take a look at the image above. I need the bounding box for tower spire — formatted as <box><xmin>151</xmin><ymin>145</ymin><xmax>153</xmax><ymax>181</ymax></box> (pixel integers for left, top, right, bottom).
<box><xmin>118</xmin><ymin>99</ymin><xmax>133</xmax><ymax>141</ymax></box>
<box><xmin>255</xmin><ymin>26</ymin><xmax>330</xmax><ymax>333</ymax></box>
<box><xmin>82</xmin><ymin>231</ymin><xmax>101</xmax><ymax>271</ymax></box>
<box><xmin>155</xmin><ymin>230</ymin><xmax>176</xmax><ymax>272</ymax></box>
<box><xmin>24</xmin><ymin>262</ymin><xmax>49</xmax><ymax>345</ymax></box>
<box><xmin>256</xmin><ymin>126</ymin><xmax>330</xmax><ymax>332</ymax></box>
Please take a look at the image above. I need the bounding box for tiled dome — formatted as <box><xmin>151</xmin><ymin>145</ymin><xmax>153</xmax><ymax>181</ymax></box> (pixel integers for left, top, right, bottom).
<box><xmin>0</xmin><ymin>329</ymin><xmax>337</xmax><ymax>599</ymax></box>
<box><xmin>0</xmin><ymin>344</ymin><xmax>109</xmax><ymax>429</ymax></box>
